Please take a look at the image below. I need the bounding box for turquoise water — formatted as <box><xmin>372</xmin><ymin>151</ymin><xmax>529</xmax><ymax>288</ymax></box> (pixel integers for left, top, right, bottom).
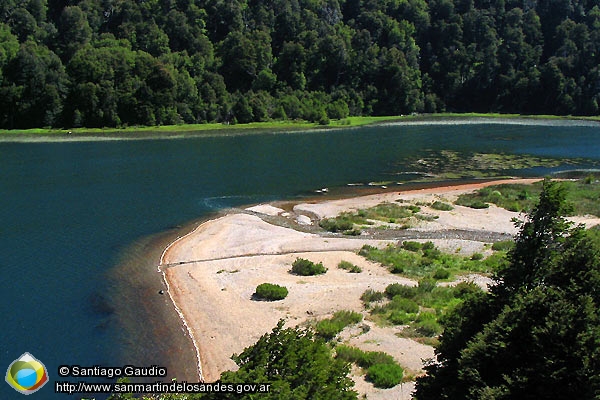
<box><xmin>1</xmin><ymin>121</ymin><xmax>599</xmax><ymax>399</ymax></box>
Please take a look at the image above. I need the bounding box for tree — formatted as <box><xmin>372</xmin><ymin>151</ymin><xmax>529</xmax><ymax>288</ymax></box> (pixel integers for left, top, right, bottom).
<box><xmin>415</xmin><ymin>180</ymin><xmax>600</xmax><ymax>399</ymax></box>
<box><xmin>56</xmin><ymin>6</ymin><xmax>92</xmax><ymax>61</ymax></box>
<box><xmin>202</xmin><ymin>320</ymin><xmax>358</xmax><ymax>399</ymax></box>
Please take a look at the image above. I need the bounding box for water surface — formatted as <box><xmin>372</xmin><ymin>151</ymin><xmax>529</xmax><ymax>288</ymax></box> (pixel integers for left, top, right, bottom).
<box><xmin>1</xmin><ymin>121</ymin><xmax>599</xmax><ymax>399</ymax></box>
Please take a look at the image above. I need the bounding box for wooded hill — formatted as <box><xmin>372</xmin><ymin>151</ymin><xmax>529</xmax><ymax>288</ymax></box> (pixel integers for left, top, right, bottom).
<box><xmin>1</xmin><ymin>0</ymin><xmax>599</xmax><ymax>129</ymax></box>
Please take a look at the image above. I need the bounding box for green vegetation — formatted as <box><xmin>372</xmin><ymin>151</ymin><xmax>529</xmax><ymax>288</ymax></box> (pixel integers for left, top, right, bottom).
<box><xmin>337</xmin><ymin>260</ymin><xmax>362</xmax><ymax>273</ymax></box>
<box><xmin>415</xmin><ymin>180</ymin><xmax>600</xmax><ymax>399</ymax></box>
<box><xmin>291</xmin><ymin>258</ymin><xmax>327</xmax><ymax>276</ymax></box>
<box><xmin>3</xmin><ymin>0</ymin><xmax>600</xmax><ymax>131</ymax></box>
<box><xmin>319</xmin><ymin>213</ymin><xmax>364</xmax><ymax>235</ymax></box>
<box><xmin>254</xmin><ymin>283</ymin><xmax>288</xmax><ymax>301</ymax></box>
<box><xmin>406</xmin><ymin>151</ymin><xmax>574</xmax><ymax>180</ymax></box>
<box><xmin>366</xmin><ymin>363</ymin><xmax>405</xmax><ymax>389</ymax></box>
<box><xmin>491</xmin><ymin>240</ymin><xmax>514</xmax><ymax>251</ymax></box>
<box><xmin>456</xmin><ymin>183</ymin><xmax>542</xmax><ymax>211</ymax></box>
<box><xmin>359</xmin><ymin>241</ymin><xmax>507</xmax><ymax>279</ymax></box>
<box><xmin>315</xmin><ymin>310</ymin><xmax>363</xmax><ymax>341</ymax></box>
<box><xmin>456</xmin><ymin>178</ymin><xmax>600</xmax><ymax>216</ymax></box>
<box><xmin>360</xmin><ymin>289</ymin><xmax>385</xmax><ymax>305</ymax></box>
<box><xmin>364</xmin><ymin>281</ymin><xmax>483</xmax><ymax>340</ymax></box>
<box><xmin>336</xmin><ymin>346</ymin><xmax>404</xmax><ymax>389</ymax></box>
<box><xmin>213</xmin><ymin>321</ymin><xmax>357</xmax><ymax>399</ymax></box>
<box><xmin>430</xmin><ymin>201</ymin><xmax>454</xmax><ymax>211</ymax></box>
<box><xmin>321</xmin><ymin>203</ymin><xmax>431</xmax><ymax>234</ymax></box>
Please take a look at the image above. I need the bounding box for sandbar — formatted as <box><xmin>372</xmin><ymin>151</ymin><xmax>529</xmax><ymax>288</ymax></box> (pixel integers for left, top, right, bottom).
<box><xmin>159</xmin><ymin>178</ymin><xmax>599</xmax><ymax>398</ymax></box>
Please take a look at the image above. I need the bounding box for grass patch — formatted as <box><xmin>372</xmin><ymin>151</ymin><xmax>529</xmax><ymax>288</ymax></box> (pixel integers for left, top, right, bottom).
<box><xmin>358</xmin><ymin>242</ymin><xmax>505</xmax><ymax>279</ymax></box>
<box><xmin>337</xmin><ymin>260</ymin><xmax>362</xmax><ymax>273</ymax></box>
<box><xmin>335</xmin><ymin>345</ymin><xmax>403</xmax><ymax>388</ymax></box>
<box><xmin>319</xmin><ymin>202</ymin><xmax>434</xmax><ymax>234</ymax></box>
<box><xmin>455</xmin><ymin>178</ymin><xmax>600</xmax><ymax>216</ymax></box>
<box><xmin>315</xmin><ymin>310</ymin><xmax>363</xmax><ymax>340</ymax></box>
<box><xmin>364</xmin><ymin>280</ymin><xmax>483</xmax><ymax>339</ymax></box>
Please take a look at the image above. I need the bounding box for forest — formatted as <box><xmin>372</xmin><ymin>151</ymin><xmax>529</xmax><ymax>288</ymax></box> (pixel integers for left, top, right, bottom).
<box><xmin>1</xmin><ymin>0</ymin><xmax>599</xmax><ymax>129</ymax></box>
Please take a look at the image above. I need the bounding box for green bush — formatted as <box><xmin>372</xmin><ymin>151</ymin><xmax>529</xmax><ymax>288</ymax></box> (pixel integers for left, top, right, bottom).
<box><xmin>402</xmin><ymin>241</ymin><xmax>422</xmax><ymax>252</ymax></box>
<box><xmin>471</xmin><ymin>253</ymin><xmax>484</xmax><ymax>261</ymax></box>
<box><xmin>361</xmin><ymin>289</ymin><xmax>385</xmax><ymax>304</ymax></box>
<box><xmin>316</xmin><ymin>310</ymin><xmax>363</xmax><ymax>340</ymax></box>
<box><xmin>359</xmin><ymin>244</ymin><xmax>377</xmax><ymax>256</ymax></box>
<box><xmin>492</xmin><ymin>240</ymin><xmax>514</xmax><ymax>251</ymax></box>
<box><xmin>418</xmin><ymin>278</ymin><xmax>437</xmax><ymax>293</ymax></box>
<box><xmin>291</xmin><ymin>258</ymin><xmax>327</xmax><ymax>276</ymax></box>
<box><xmin>319</xmin><ymin>217</ymin><xmax>354</xmax><ymax>232</ymax></box>
<box><xmin>338</xmin><ymin>260</ymin><xmax>362</xmax><ymax>273</ymax></box>
<box><xmin>389</xmin><ymin>310</ymin><xmax>415</xmax><ymax>325</ymax></box>
<box><xmin>412</xmin><ymin>317</ymin><xmax>442</xmax><ymax>337</ymax></box>
<box><xmin>422</xmin><ymin>241</ymin><xmax>435</xmax><ymax>250</ymax></box>
<box><xmin>431</xmin><ymin>201</ymin><xmax>454</xmax><ymax>211</ymax></box>
<box><xmin>389</xmin><ymin>296</ymin><xmax>420</xmax><ymax>313</ymax></box>
<box><xmin>432</xmin><ymin>268</ymin><xmax>451</xmax><ymax>279</ymax></box>
<box><xmin>254</xmin><ymin>283</ymin><xmax>288</xmax><ymax>301</ymax></box>
<box><xmin>385</xmin><ymin>283</ymin><xmax>417</xmax><ymax>299</ymax></box>
<box><xmin>366</xmin><ymin>363</ymin><xmax>404</xmax><ymax>388</ymax></box>
<box><xmin>453</xmin><ymin>282</ymin><xmax>483</xmax><ymax>298</ymax></box>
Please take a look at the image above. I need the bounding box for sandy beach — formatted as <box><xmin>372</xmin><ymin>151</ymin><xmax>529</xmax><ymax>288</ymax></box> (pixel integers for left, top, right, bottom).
<box><xmin>158</xmin><ymin>178</ymin><xmax>599</xmax><ymax>398</ymax></box>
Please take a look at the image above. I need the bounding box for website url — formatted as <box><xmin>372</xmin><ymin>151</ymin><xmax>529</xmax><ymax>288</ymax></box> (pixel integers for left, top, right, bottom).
<box><xmin>55</xmin><ymin>381</ymin><xmax>271</xmax><ymax>395</ymax></box>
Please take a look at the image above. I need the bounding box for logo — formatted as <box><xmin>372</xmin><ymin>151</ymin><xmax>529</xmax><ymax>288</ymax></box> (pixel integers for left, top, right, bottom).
<box><xmin>6</xmin><ymin>353</ymin><xmax>49</xmax><ymax>395</ymax></box>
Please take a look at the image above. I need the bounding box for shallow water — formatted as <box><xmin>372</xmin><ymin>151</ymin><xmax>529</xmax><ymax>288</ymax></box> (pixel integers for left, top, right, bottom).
<box><xmin>1</xmin><ymin>121</ymin><xmax>599</xmax><ymax>399</ymax></box>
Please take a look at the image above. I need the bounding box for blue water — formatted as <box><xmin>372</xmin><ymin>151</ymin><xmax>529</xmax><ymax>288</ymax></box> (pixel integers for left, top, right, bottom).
<box><xmin>1</xmin><ymin>121</ymin><xmax>599</xmax><ymax>399</ymax></box>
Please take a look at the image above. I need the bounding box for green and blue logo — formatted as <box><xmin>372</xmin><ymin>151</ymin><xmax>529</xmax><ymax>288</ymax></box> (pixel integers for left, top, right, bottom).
<box><xmin>5</xmin><ymin>353</ymin><xmax>49</xmax><ymax>395</ymax></box>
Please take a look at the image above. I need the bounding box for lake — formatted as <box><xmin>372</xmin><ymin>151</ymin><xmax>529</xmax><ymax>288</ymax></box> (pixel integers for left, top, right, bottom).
<box><xmin>1</xmin><ymin>120</ymin><xmax>599</xmax><ymax>399</ymax></box>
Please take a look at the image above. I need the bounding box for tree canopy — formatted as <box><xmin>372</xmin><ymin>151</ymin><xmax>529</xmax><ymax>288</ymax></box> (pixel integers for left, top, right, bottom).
<box><xmin>1</xmin><ymin>0</ymin><xmax>600</xmax><ymax>129</ymax></box>
<box><xmin>414</xmin><ymin>180</ymin><xmax>600</xmax><ymax>399</ymax></box>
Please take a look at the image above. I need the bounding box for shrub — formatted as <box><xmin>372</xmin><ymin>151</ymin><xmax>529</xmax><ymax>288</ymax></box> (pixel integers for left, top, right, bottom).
<box><xmin>361</xmin><ymin>289</ymin><xmax>385</xmax><ymax>304</ymax></box>
<box><xmin>316</xmin><ymin>310</ymin><xmax>363</xmax><ymax>340</ymax></box>
<box><xmin>402</xmin><ymin>241</ymin><xmax>422</xmax><ymax>252</ymax></box>
<box><xmin>315</xmin><ymin>319</ymin><xmax>341</xmax><ymax>340</ymax></box>
<box><xmin>432</xmin><ymin>268</ymin><xmax>451</xmax><ymax>280</ymax></box>
<box><xmin>389</xmin><ymin>310</ymin><xmax>415</xmax><ymax>325</ymax></box>
<box><xmin>453</xmin><ymin>282</ymin><xmax>483</xmax><ymax>298</ymax></box>
<box><xmin>291</xmin><ymin>258</ymin><xmax>327</xmax><ymax>276</ymax></box>
<box><xmin>431</xmin><ymin>201</ymin><xmax>454</xmax><ymax>211</ymax></box>
<box><xmin>319</xmin><ymin>217</ymin><xmax>354</xmax><ymax>232</ymax></box>
<box><xmin>471</xmin><ymin>253</ymin><xmax>484</xmax><ymax>261</ymax></box>
<box><xmin>418</xmin><ymin>278</ymin><xmax>437</xmax><ymax>293</ymax></box>
<box><xmin>389</xmin><ymin>296</ymin><xmax>420</xmax><ymax>313</ymax></box>
<box><xmin>338</xmin><ymin>260</ymin><xmax>362</xmax><ymax>273</ymax></box>
<box><xmin>492</xmin><ymin>240</ymin><xmax>514</xmax><ymax>251</ymax></box>
<box><xmin>422</xmin><ymin>241</ymin><xmax>435</xmax><ymax>250</ymax></box>
<box><xmin>412</xmin><ymin>318</ymin><xmax>442</xmax><ymax>337</ymax></box>
<box><xmin>390</xmin><ymin>264</ymin><xmax>405</xmax><ymax>274</ymax></box>
<box><xmin>359</xmin><ymin>244</ymin><xmax>376</xmax><ymax>256</ymax></box>
<box><xmin>254</xmin><ymin>283</ymin><xmax>288</xmax><ymax>301</ymax></box>
<box><xmin>385</xmin><ymin>283</ymin><xmax>417</xmax><ymax>299</ymax></box>
<box><xmin>423</xmin><ymin>247</ymin><xmax>442</xmax><ymax>259</ymax></box>
<box><xmin>366</xmin><ymin>363</ymin><xmax>404</xmax><ymax>388</ymax></box>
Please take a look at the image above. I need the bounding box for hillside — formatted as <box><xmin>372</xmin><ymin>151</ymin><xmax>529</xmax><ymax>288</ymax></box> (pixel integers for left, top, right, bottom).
<box><xmin>1</xmin><ymin>0</ymin><xmax>599</xmax><ymax>129</ymax></box>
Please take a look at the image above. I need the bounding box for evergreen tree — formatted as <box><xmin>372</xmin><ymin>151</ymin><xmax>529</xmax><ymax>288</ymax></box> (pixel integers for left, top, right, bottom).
<box><xmin>414</xmin><ymin>180</ymin><xmax>600</xmax><ymax>399</ymax></box>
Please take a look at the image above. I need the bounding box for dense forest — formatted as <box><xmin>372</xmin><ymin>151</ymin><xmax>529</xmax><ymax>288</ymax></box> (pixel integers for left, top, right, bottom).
<box><xmin>1</xmin><ymin>0</ymin><xmax>599</xmax><ymax>129</ymax></box>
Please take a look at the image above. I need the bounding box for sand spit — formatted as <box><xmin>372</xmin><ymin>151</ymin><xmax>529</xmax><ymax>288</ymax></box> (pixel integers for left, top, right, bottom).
<box><xmin>158</xmin><ymin>178</ymin><xmax>599</xmax><ymax>398</ymax></box>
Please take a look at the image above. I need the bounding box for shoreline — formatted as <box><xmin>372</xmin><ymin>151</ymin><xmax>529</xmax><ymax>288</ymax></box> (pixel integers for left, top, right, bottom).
<box><xmin>154</xmin><ymin>178</ymin><xmax>530</xmax><ymax>385</ymax></box>
<box><xmin>2</xmin><ymin>114</ymin><xmax>598</xmax><ymax>142</ymax></box>
<box><xmin>156</xmin><ymin>214</ymin><xmax>227</xmax><ymax>382</ymax></box>
<box><xmin>155</xmin><ymin>177</ymin><xmax>599</xmax><ymax>395</ymax></box>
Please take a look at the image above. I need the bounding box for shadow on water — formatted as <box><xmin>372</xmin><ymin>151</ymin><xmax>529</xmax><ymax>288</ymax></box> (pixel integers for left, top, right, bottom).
<box><xmin>105</xmin><ymin>221</ymin><xmax>207</xmax><ymax>384</ymax></box>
